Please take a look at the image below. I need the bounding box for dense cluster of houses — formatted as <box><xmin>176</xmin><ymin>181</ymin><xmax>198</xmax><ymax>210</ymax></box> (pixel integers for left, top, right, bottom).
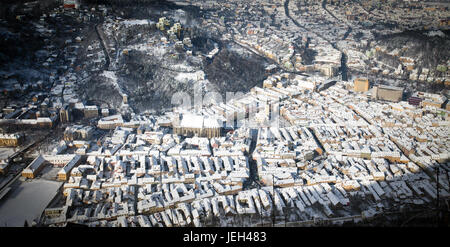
<box><xmin>1</xmin><ymin>0</ymin><xmax>449</xmax><ymax>227</ymax></box>
<box><xmin>36</xmin><ymin>75</ymin><xmax>449</xmax><ymax>226</ymax></box>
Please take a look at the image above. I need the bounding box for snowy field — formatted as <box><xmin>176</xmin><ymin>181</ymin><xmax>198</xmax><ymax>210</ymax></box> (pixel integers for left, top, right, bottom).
<box><xmin>0</xmin><ymin>179</ymin><xmax>62</xmax><ymax>226</ymax></box>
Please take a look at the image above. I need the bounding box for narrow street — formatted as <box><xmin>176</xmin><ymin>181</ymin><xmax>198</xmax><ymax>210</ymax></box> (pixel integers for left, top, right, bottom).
<box><xmin>243</xmin><ymin>128</ymin><xmax>260</xmax><ymax>189</ymax></box>
<box><xmin>95</xmin><ymin>24</ymin><xmax>111</xmax><ymax>70</ymax></box>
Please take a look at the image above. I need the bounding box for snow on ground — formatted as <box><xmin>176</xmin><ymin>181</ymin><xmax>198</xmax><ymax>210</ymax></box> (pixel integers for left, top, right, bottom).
<box><xmin>121</xmin><ymin>19</ymin><xmax>152</xmax><ymax>27</ymax></box>
<box><xmin>0</xmin><ymin>148</ymin><xmax>15</xmax><ymax>160</ymax></box>
<box><xmin>175</xmin><ymin>71</ymin><xmax>199</xmax><ymax>83</ymax></box>
<box><xmin>226</xmin><ymin>44</ymin><xmax>248</xmax><ymax>55</ymax></box>
<box><xmin>152</xmin><ymin>45</ymin><xmax>168</xmax><ymax>57</ymax></box>
<box><xmin>101</xmin><ymin>70</ymin><xmax>124</xmax><ymax>95</ymax></box>
<box><xmin>171</xmin><ymin>63</ymin><xmax>197</xmax><ymax>72</ymax></box>
<box><xmin>101</xmin><ymin>70</ymin><xmax>118</xmax><ymax>84</ymax></box>
<box><xmin>38</xmin><ymin>139</ymin><xmax>61</xmax><ymax>154</ymax></box>
<box><xmin>425</xmin><ymin>30</ymin><xmax>445</xmax><ymax>38</ymax></box>
<box><xmin>0</xmin><ymin>179</ymin><xmax>62</xmax><ymax>226</ymax></box>
<box><xmin>128</xmin><ymin>43</ymin><xmax>151</xmax><ymax>52</ymax></box>
<box><xmin>172</xmin><ymin>9</ymin><xmax>188</xmax><ymax>25</ymax></box>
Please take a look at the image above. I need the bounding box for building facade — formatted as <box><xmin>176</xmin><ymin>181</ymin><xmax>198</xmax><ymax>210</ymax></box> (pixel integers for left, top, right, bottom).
<box><xmin>375</xmin><ymin>85</ymin><xmax>403</xmax><ymax>102</ymax></box>
<box><xmin>353</xmin><ymin>78</ymin><xmax>369</xmax><ymax>92</ymax></box>
<box><xmin>0</xmin><ymin>133</ymin><xmax>24</xmax><ymax>147</ymax></box>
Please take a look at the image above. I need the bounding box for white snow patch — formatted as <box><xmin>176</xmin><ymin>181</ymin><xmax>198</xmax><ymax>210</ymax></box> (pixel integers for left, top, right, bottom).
<box><xmin>175</xmin><ymin>72</ymin><xmax>200</xmax><ymax>83</ymax></box>
<box><xmin>128</xmin><ymin>43</ymin><xmax>151</xmax><ymax>52</ymax></box>
<box><xmin>425</xmin><ymin>30</ymin><xmax>445</xmax><ymax>38</ymax></box>
<box><xmin>101</xmin><ymin>70</ymin><xmax>120</xmax><ymax>90</ymax></box>
<box><xmin>121</xmin><ymin>19</ymin><xmax>150</xmax><ymax>27</ymax></box>
<box><xmin>101</xmin><ymin>70</ymin><xmax>117</xmax><ymax>82</ymax></box>
<box><xmin>226</xmin><ymin>45</ymin><xmax>247</xmax><ymax>54</ymax></box>
<box><xmin>172</xmin><ymin>64</ymin><xmax>196</xmax><ymax>72</ymax></box>
<box><xmin>152</xmin><ymin>46</ymin><xmax>168</xmax><ymax>57</ymax></box>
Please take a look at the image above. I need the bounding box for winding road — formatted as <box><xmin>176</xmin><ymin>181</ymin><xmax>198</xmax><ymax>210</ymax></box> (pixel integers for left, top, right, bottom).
<box><xmin>284</xmin><ymin>0</ymin><xmax>349</xmax><ymax>80</ymax></box>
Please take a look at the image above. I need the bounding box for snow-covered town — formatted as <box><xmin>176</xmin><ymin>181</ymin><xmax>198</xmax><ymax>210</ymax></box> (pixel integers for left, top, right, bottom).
<box><xmin>0</xmin><ymin>0</ymin><xmax>449</xmax><ymax>227</ymax></box>
<box><xmin>25</xmin><ymin>76</ymin><xmax>448</xmax><ymax>227</ymax></box>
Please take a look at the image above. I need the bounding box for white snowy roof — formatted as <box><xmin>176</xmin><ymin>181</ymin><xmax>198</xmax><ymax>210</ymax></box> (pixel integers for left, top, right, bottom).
<box><xmin>180</xmin><ymin>114</ymin><xmax>203</xmax><ymax>129</ymax></box>
<box><xmin>179</xmin><ymin>114</ymin><xmax>221</xmax><ymax>129</ymax></box>
<box><xmin>27</xmin><ymin>155</ymin><xmax>46</xmax><ymax>171</ymax></box>
<box><xmin>203</xmin><ymin>117</ymin><xmax>221</xmax><ymax>128</ymax></box>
